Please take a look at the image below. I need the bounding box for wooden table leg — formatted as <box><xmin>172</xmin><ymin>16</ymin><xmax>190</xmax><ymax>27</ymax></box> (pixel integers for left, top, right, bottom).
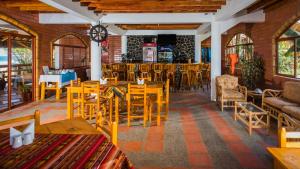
<box><xmin>67</xmin><ymin>88</ymin><xmax>73</xmax><ymax>119</ymax></box>
<box><xmin>157</xmin><ymin>89</ymin><xmax>162</xmax><ymax>126</ymax></box>
<box><xmin>55</xmin><ymin>83</ymin><xmax>60</xmax><ymax>100</ymax></box>
<box><xmin>115</xmin><ymin>96</ymin><xmax>119</xmax><ymax>124</ymax></box>
<box><xmin>249</xmin><ymin>112</ymin><xmax>252</xmax><ymax>135</ymax></box>
<box><xmin>40</xmin><ymin>82</ymin><xmax>45</xmax><ymax>100</ymax></box>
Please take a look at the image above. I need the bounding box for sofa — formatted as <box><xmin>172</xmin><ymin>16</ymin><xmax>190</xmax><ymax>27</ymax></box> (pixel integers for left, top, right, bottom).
<box><xmin>262</xmin><ymin>81</ymin><xmax>300</xmax><ymax>130</ymax></box>
<box><xmin>216</xmin><ymin>75</ymin><xmax>247</xmax><ymax>112</ymax></box>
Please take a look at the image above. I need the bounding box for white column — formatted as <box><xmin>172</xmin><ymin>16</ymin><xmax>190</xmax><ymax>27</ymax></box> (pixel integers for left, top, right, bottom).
<box><xmin>53</xmin><ymin>45</ymin><xmax>60</xmax><ymax>69</ymax></box>
<box><xmin>210</xmin><ymin>21</ymin><xmax>222</xmax><ymax>101</ymax></box>
<box><xmin>195</xmin><ymin>35</ymin><xmax>201</xmax><ymax>63</ymax></box>
<box><xmin>90</xmin><ymin>23</ymin><xmax>102</xmax><ymax>80</ymax></box>
<box><xmin>121</xmin><ymin>35</ymin><xmax>127</xmax><ymax>54</ymax></box>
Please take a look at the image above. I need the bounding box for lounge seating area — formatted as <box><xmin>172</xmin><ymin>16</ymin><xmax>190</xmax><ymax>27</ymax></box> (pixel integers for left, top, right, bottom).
<box><xmin>1</xmin><ymin>0</ymin><xmax>300</xmax><ymax>168</ymax></box>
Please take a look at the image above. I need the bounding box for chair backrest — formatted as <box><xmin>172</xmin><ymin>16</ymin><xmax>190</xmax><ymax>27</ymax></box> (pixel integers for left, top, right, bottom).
<box><xmin>106</xmin><ymin>77</ymin><xmax>118</xmax><ymax>84</ymax></box>
<box><xmin>153</xmin><ymin>63</ymin><xmax>163</xmax><ymax>71</ymax></box>
<box><xmin>112</xmin><ymin>64</ymin><xmax>119</xmax><ymax>71</ymax></box>
<box><xmin>216</xmin><ymin>74</ymin><xmax>238</xmax><ymax>90</ymax></box>
<box><xmin>0</xmin><ymin>110</ymin><xmax>40</xmax><ymax>130</ymax></box>
<box><xmin>139</xmin><ymin>64</ymin><xmax>150</xmax><ymax>72</ymax></box>
<box><xmin>127</xmin><ymin>83</ymin><xmax>147</xmax><ymax>102</ymax></box>
<box><xmin>96</xmin><ymin>111</ymin><xmax>118</xmax><ymax>145</ymax></box>
<box><xmin>70</xmin><ymin>78</ymin><xmax>81</xmax><ymax>87</ymax></box>
<box><xmin>279</xmin><ymin>127</ymin><xmax>300</xmax><ymax>148</ymax></box>
<box><xmin>179</xmin><ymin>64</ymin><xmax>189</xmax><ymax>72</ymax></box>
<box><xmin>165</xmin><ymin>64</ymin><xmax>176</xmax><ymax>72</ymax></box>
<box><xmin>127</xmin><ymin>64</ymin><xmax>135</xmax><ymax>72</ymax></box>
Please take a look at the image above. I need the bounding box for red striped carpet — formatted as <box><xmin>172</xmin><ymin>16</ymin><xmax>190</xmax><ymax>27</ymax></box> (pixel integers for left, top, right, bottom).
<box><xmin>0</xmin><ymin>134</ymin><xmax>133</xmax><ymax>169</ymax></box>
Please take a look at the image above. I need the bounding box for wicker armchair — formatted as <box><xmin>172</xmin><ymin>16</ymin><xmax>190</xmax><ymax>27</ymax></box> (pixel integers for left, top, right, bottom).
<box><xmin>216</xmin><ymin>75</ymin><xmax>247</xmax><ymax>112</ymax></box>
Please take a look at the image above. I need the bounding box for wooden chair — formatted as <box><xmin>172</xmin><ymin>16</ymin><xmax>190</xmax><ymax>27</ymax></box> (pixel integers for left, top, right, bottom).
<box><xmin>193</xmin><ymin>64</ymin><xmax>203</xmax><ymax>89</ymax></box>
<box><xmin>111</xmin><ymin>64</ymin><xmax>120</xmax><ymax>79</ymax></box>
<box><xmin>279</xmin><ymin>127</ymin><xmax>300</xmax><ymax>148</ymax></box>
<box><xmin>96</xmin><ymin>112</ymin><xmax>118</xmax><ymax>145</ymax></box>
<box><xmin>69</xmin><ymin>83</ymin><xmax>84</xmax><ymax>117</ymax></box>
<box><xmin>179</xmin><ymin>64</ymin><xmax>191</xmax><ymax>89</ymax></box>
<box><xmin>0</xmin><ymin>110</ymin><xmax>40</xmax><ymax>130</ymax></box>
<box><xmin>102</xmin><ymin>64</ymin><xmax>113</xmax><ymax>78</ymax></box>
<box><xmin>127</xmin><ymin>64</ymin><xmax>136</xmax><ymax>81</ymax></box>
<box><xmin>161</xmin><ymin>79</ymin><xmax>170</xmax><ymax>120</ymax></box>
<box><xmin>96</xmin><ymin>88</ymin><xmax>118</xmax><ymax>145</ymax></box>
<box><xmin>82</xmin><ymin>81</ymin><xmax>100</xmax><ymax>120</ymax></box>
<box><xmin>127</xmin><ymin>83</ymin><xmax>149</xmax><ymax>127</ymax></box>
<box><xmin>202</xmin><ymin>64</ymin><xmax>211</xmax><ymax>90</ymax></box>
<box><xmin>165</xmin><ymin>64</ymin><xmax>176</xmax><ymax>86</ymax></box>
<box><xmin>153</xmin><ymin>63</ymin><xmax>164</xmax><ymax>82</ymax></box>
<box><xmin>139</xmin><ymin>64</ymin><xmax>151</xmax><ymax>79</ymax></box>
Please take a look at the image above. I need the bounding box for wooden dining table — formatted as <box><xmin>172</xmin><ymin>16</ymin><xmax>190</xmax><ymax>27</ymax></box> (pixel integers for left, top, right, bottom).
<box><xmin>0</xmin><ymin>118</ymin><xmax>133</xmax><ymax>169</ymax></box>
<box><xmin>267</xmin><ymin>147</ymin><xmax>300</xmax><ymax>169</ymax></box>
<box><xmin>67</xmin><ymin>81</ymin><xmax>164</xmax><ymax>126</ymax></box>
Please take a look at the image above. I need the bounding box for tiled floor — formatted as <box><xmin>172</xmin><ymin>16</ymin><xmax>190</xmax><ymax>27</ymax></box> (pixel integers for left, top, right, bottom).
<box><xmin>0</xmin><ymin>91</ymin><xmax>277</xmax><ymax>169</ymax></box>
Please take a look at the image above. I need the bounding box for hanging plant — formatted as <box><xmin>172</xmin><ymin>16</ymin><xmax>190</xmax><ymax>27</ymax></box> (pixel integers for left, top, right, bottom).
<box><xmin>240</xmin><ymin>54</ymin><xmax>264</xmax><ymax>90</ymax></box>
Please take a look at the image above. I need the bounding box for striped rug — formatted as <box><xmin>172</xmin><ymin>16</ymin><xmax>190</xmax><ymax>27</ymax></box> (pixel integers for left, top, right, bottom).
<box><xmin>0</xmin><ymin>134</ymin><xmax>133</xmax><ymax>169</ymax></box>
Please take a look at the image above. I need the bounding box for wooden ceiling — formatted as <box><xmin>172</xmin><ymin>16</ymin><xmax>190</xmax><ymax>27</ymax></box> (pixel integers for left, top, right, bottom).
<box><xmin>117</xmin><ymin>24</ymin><xmax>201</xmax><ymax>30</ymax></box>
<box><xmin>0</xmin><ymin>0</ymin><xmax>226</xmax><ymax>14</ymax></box>
<box><xmin>74</xmin><ymin>0</ymin><xmax>226</xmax><ymax>13</ymax></box>
<box><xmin>0</xmin><ymin>0</ymin><xmax>62</xmax><ymax>13</ymax></box>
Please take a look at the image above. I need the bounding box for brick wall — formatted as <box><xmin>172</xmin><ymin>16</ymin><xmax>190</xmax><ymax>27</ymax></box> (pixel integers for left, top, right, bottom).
<box><xmin>0</xmin><ymin>7</ymin><xmax>90</xmax><ymax>73</ymax></box>
<box><xmin>221</xmin><ymin>0</ymin><xmax>300</xmax><ymax>88</ymax></box>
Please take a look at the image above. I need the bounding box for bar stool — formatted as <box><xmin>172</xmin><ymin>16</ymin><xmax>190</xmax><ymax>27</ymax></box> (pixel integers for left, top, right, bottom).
<box><xmin>127</xmin><ymin>64</ymin><xmax>136</xmax><ymax>81</ymax></box>
<box><xmin>153</xmin><ymin>63</ymin><xmax>163</xmax><ymax>82</ymax></box>
<box><xmin>165</xmin><ymin>64</ymin><xmax>176</xmax><ymax>85</ymax></box>
<box><xmin>179</xmin><ymin>64</ymin><xmax>190</xmax><ymax>89</ymax></box>
<box><xmin>139</xmin><ymin>64</ymin><xmax>151</xmax><ymax>79</ymax></box>
<box><xmin>112</xmin><ymin>64</ymin><xmax>120</xmax><ymax>79</ymax></box>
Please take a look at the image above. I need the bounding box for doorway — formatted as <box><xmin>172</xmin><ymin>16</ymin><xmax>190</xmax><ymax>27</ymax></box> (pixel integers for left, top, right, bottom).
<box><xmin>0</xmin><ymin>20</ymin><xmax>34</xmax><ymax>112</ymax></box>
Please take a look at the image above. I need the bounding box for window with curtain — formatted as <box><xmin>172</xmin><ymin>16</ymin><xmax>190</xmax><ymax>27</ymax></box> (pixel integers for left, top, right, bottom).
<box><xmin>225</xmin><ymin>33</ymin><xmax>254</xmax><ymax>67</ymax></box>
<box><xmin>277</xmin><ymin>19</ymin><xmax>300</xmax><ymax>78</ymax></box>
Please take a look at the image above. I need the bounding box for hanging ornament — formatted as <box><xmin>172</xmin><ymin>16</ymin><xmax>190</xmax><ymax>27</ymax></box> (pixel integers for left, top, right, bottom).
<box><xmin>89</xmin><ymin>22</ymin><xmax>108</xmax><ymax>45</ymax></box>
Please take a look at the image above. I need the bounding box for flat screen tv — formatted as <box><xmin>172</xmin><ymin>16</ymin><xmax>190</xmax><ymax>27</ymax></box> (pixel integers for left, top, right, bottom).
<box><xmin>157</xmin><ymin>34</ymin><xmax>176</xmax><ymax>45</ymax></box>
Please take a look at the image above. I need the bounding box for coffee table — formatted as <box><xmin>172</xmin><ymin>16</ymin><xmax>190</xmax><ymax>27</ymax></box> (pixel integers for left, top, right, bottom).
<box><xmin>234</xmin><ymin>102</ymin><xmax>270</xmax><ymax>135</ymax></box>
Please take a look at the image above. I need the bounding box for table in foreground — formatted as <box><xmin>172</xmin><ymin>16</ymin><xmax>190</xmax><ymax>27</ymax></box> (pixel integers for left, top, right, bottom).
<box><xmin>0</xmin><ymin>118</ymin><xmax>133</xmax><ymax>169</ymax></box>
<box><xmin>267</xmin><ymin>147</ymin><xmax>300</xmax><ymax>169</ymax></box>
<box><xmin>234</xmin><ymin>101</ymin><xmax>269</xmax><ymax>135</ymax></box>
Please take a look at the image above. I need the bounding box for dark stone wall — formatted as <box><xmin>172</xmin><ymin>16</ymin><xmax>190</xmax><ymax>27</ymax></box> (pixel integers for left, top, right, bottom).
<box><xmin>174</xmin><ymin>35</ymin><xmax>195</xmax><ymax>62</ymax></box>
<box><xmin>126</xmin><ymin>35</ymin><xmax>195</xmax><ymax>62</ymax></box>
<box><xmin>127</xmin><ymin>36</ymin><xmax>144</xmax><ymax>61</ymax></box>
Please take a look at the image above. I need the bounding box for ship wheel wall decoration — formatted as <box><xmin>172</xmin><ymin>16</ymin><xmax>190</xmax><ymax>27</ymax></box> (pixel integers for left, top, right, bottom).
<box><xmin>89</xmin><ymin>24</ymin><xmax>108</xmax><ymax>45</ymax></box>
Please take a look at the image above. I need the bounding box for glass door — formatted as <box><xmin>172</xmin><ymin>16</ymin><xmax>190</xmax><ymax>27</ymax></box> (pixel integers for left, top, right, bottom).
<box><xmin>11</xmin><ymin>35</ymin><xmax>33</xmax><ymax>107</ymax></box>
<box><xmin>0</xmin><ymin>34</ymin><xmax>9</xmax><ymax>111</ymax></box>
<box><xmin>0</xmin><ymin>33</ymin><xmax>33</xmax><ymax>112</ymax></box>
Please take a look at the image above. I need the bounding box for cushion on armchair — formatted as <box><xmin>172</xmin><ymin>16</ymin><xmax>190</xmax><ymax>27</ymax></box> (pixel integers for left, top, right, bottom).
<box><xmin>223</xmin><ymin>89</ymin><xmax>245</xmax><ymax>99</ymax></box>
<box><xmin>264</xmin><ymin>97</ymin><xmax>298</xmax><ymax>109</ymax></box>
<box><xmin>216</xmin><ymin>75</ymin><xmax>238</xmax><ymax>90</ymax></box>
<box><xmin>283</xmin><ymin>81</ymin><xmax>300</xmax><ymax>104</ymax></box>
<box><xmin>282</xmin><ymin>106</ymin><xmax>300</xmax><ymax>121</ymax></box>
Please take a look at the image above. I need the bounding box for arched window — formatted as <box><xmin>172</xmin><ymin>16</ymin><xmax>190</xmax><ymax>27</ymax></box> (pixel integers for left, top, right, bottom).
<box><xmin>277</xmin><ymin>19</ymin><xmax>300</xmax><ymax>78</ymax></box>
<box><xmin>225</xmin><ymin>33</ymin><xmax>254</xmax><ymax>67</ymax></box>
<box><xmin>52</xmin><ymin>34</ymin><xmax>89</xmax><ymax>69</ymax></box>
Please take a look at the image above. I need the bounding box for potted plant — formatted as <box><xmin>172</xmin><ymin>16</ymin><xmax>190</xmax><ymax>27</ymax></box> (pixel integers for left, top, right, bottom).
<box><xmin>0</xmin><ymin>74</ymin><xmax>6</xmax><ymax>91</ymax></box>
<box><xmin>240</xmin><ymin>54</ymin><xmax>264</xmax><ymax>90</ymax></box>
<box><xmin>20</xmin><ymin>84</ymin><xmax>32</xmax><ymax>102</ymax></box>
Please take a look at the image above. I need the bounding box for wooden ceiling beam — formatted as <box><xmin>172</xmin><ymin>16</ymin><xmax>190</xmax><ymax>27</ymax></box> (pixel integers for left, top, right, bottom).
<box><xmin>117</xmin><ymin>24</ymin><xmax>201</xmax><ymax>30</ymax></box>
